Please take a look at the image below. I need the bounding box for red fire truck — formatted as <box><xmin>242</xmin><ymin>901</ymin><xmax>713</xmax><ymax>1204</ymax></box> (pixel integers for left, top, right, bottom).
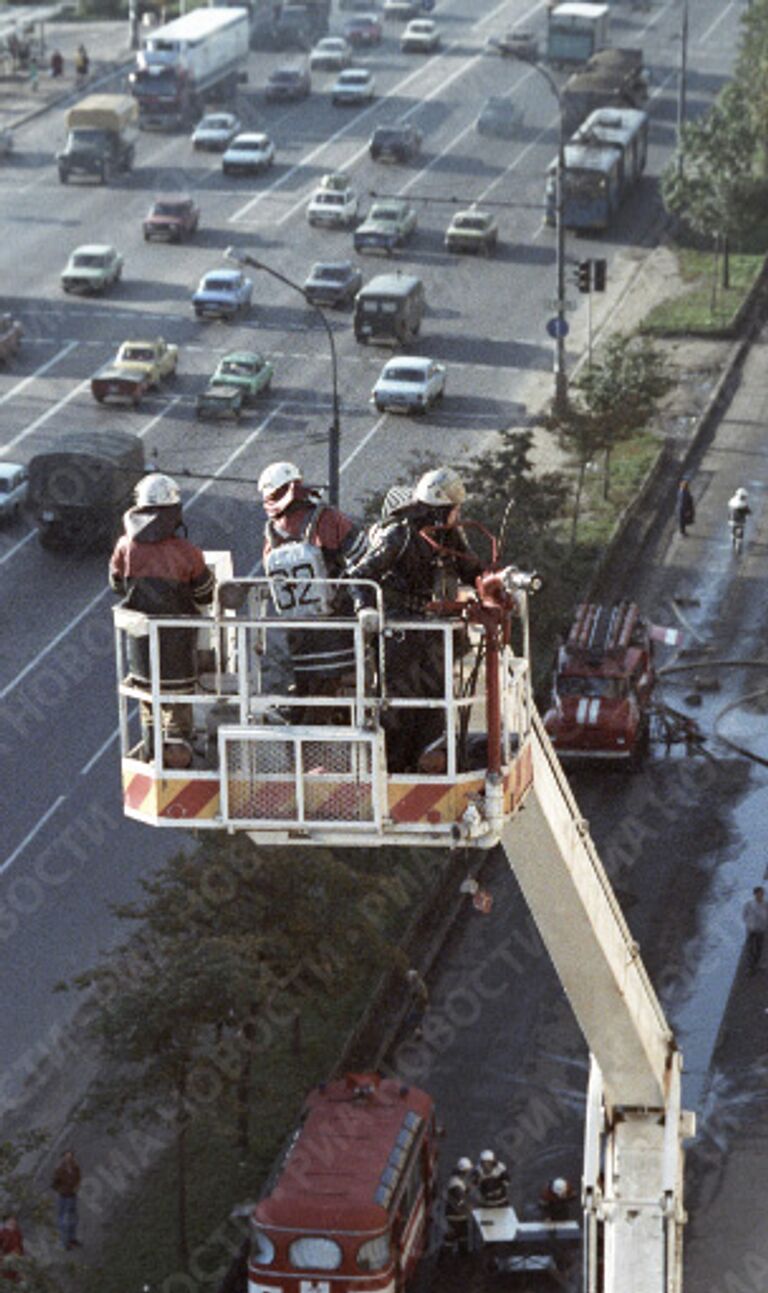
<box><xmin>249</xmin><ymin>1074</ymin><xmax>439</xmax><ymax>1293</ymax></box>
<box><xmin>543</xmin><ymin>601</ymin><xmax>655</xmax><ymax>763</ymax></box>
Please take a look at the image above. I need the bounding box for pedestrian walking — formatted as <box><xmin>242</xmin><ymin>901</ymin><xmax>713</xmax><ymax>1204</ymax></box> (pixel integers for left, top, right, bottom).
<box><xmin>51</xmin><ymin>1149</ymin><xmax>82</xmax><ymax>1250</ymax></box>
<box><xmin>742</xmin><ymin>885</ymin><xmax>768</xmax><ymax>974</ymax></box>
<box><xmin>676</xmin><ymin>480</ymin><xmax>695</xmax><ymax>537</ymax></box>
<box><xmin>27</xmin><ymin>57</ymin><xmax>38</xmax><ymax>92</ymax></box>
<box><xmin>404</xmin><ymin>967</ymin><xmax>429</xmax><ymax>1039</ymax></box>
<box><xmin>0</xmin><ymin>1213</ymin><xmax>23</xmax><ymax>1282</ymax></box>
<box><xmin>50</xmin><ymin>49</ymin><xmax>64</xmax><ymax>77</ymax></box>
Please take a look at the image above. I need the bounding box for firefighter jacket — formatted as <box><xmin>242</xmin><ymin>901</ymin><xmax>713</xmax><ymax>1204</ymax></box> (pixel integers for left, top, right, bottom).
<box><xmin>473</xmin><ymin>1161</ymin><xmax>510</xmax><ymax>1207</ymax></box>
<box><xmin>109</xmin><ymin>504</ymin><xmax>214</xmax><ymax>688</ymax></box>
<box><xmin>263</xmin><ymin>498</ymin><xmax>366</xmax><ymax>689</ymax></box>
<box><xmin>348</xmin><ymin>505</ymin><xmax>483</xmax><ymax>615</ymax></box>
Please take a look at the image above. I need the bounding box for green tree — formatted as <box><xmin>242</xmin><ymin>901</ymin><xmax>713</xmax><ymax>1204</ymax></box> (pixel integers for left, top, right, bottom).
<box><xmin>67</xmin><ymin>840</ymin><xmax>395</xmax><ymax>1269</ymax></box>
<box><xmin>734</xmin><ymin>0</ymin><xmax>768</xmax><ymax>174</ymax></box>
<box><xmin>548</xmin><ymin>335</ymin><xmax>671</xmax><ymax>539</ymax></box>
<box><xmin>662</xmin><ymin>82</ymin><xmax>758</xmax><ymax>289</ymax></box>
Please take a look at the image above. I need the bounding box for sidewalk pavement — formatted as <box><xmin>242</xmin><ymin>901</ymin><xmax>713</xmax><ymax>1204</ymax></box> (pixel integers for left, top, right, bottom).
<box><xmin>0</xmin><ymin>18</ymin><xmax>130</xmax><ymax>131</ymax></box>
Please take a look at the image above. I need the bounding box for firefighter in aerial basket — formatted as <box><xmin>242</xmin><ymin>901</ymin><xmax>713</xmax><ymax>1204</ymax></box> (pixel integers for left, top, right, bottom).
<box><xmin>259</xmin><ymin>461</ymin><xmax>367</xmax><ymax>717</ymax></box>
<box><xmin>347</xmin><ymin>467</ymin><xmax>484</xmax><ymax>773</ymax></box>
<box><xmin>109</xmin><ymin>473</ymin><xmax>214</xmax><ymax>766</ymax></box>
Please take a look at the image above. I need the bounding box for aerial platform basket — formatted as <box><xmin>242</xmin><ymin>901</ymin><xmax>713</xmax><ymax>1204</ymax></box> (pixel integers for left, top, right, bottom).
<box><xmin>114</xmin><ymin>561</ymin><xmax>537</xmax><ymax>849</ymax></box>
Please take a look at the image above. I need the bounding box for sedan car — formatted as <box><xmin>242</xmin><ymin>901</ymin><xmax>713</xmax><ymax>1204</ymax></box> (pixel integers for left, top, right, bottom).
<box><xmin>303</xmin><ymin>260</ymin><xmax>363</xmax><ymax>307</ymax></box>
<box><xmin>369</xmin><ymin>122</ymin><xmax>422</xmax><ymax>162</ymax></box>
<box><xmin>265</xmin><ymin>65</ymin><xmax>312</xmax><ymax>101</ymax></box>
<box><xmin>354</xmin><ymin>199</ymin><xmax>418</xmax><ymax>253</ymax></box>
<box><xmin>61</xmin><ymin>244</ymin><xmax>123</xmax><ymax>294</ymax></box>
<box><xmin>309</xmin><ymin>36</ymin><xmax>352</xmax><ymax>70</ymax></box>
<box><xmin>477</xmin><ymin>96</ymin><xmax>524</xmax><ymax>138</ymax></box>
<box><xmin>208</xmin><ymin>351</ymin><xmax>274</xmax><ymax>402</ymax></box>
<box><xmin>222</xmin><ymin>132</ymin><xmax>275</xmax><ymax>176</ymax></box>
<box><xmin>332</xmin><ymin>67</ymin><xmax>375</xmax><ymax>104</ymax></box>
<box><xmin>191</xmin><ymin>111</ymin><xmax>241</xmax><ymax>151</ymax></box>
<box><xmin>486</xmin><ymin>29</ymin><xmax>539</xmax><ymax>60</ymax></box>
<box><xmin>343</xmin><ymin>14</ymin><xmax>383</xmax><ymax>45</ymax></box>
<box><xmin>142</xmin><ymin>194</ymin><xmax>200</xmax><ymax>243</ymax></box>
<box><xmin>0</xmin><ymin>462</ymin><xmax>28</xmax><ymax>524</ymax></box>
<box><xmin>372</xmin><ymin>356</ymin><xmax>445</xmax><ymax>413</ymax></box>
<box><xmin>112</xmin><ymin>337</ymin><xmax>179</xmax><ymax>385</ymax></box>
<box><xmin>445</xmin><ymin>207</ymin><xmax>499</xmax><ymax>255</ymax></box>
<box><xmin>401</xmin><ymin>18</ymin><xmax>440</xmax><ymax>50</ymax></box>
<box><xmin>192</xmin><ymin>268</ymin><xmax>253</xmax><ymax>320</ymax></box>
<box><xmin>307</xmin><ymin>178</ymin><xmax>359</xmax><ymax>227</ymax></box>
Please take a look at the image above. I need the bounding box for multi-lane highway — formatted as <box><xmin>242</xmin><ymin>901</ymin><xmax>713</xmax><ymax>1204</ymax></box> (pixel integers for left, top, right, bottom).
<box><xmin>0</xmin><ymin>0</ymin><xmax>744</xmax><ymax>1118</ymax></box>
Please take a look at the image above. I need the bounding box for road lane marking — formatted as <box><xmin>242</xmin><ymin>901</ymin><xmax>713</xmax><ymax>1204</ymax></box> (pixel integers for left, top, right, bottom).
<box><xmin>0</xmin><ymin>370</ymin><xmax>90</xmax><ymax>458</ymax></box>
<box><xmin>0</xmin><ymin>529</ymin><xmax>36</xmax><ymax>566</ymax></box>
<box><xmin>340</xmin><ymin>412</ymin><xmax>389</xmax><ymax>473</ymax></box>
<box><xmin>0</xmin><ymin>796</ymin><xmax>66</xmax><ymax>876</ymax></box>
<box><xmin>80</xmin><ymin>726</ymin><xmax>120</xmax><ymax>777</ymax></box>
<box><xmin>232</xmin><ymin>0</ymin><xmax>543</xmax><ymax>228</ymax></box>
<box><xmin>0</xmin><ymin>341</ymin><xmax>78</xmax><ymax>412</ymax></box>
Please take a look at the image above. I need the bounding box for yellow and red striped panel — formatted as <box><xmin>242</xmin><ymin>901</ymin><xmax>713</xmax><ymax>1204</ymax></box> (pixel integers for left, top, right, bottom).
<box><xmin>122</xmin><ymin>766</ymin><xmax>220</xmax><ymax>821</ymax></box>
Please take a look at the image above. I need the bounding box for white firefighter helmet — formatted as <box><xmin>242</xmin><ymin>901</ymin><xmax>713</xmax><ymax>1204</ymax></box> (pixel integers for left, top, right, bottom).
<box><xmin>551</xmin><ymin>1177</ymin><xmax>569</xmax><ymax>1198</ymax></box>
<box><xmin>414</xmin><ymin>467</ymin><xmax>466</xmax><ymax>509</ymax></box>
<box><xmin>135</xmin><ymin>473</ymin><xmax>180</xmax><ymax>508</ymax></box>
<box><xmin>733</xmin><ymin>487</ymin><xmax>749</xmax><ymax>505</ymax></box>
<box><xmin>456</xmin><ymin>1157</ymin><xmax>473</xmax><ymax>1174</ymax></box>
<box><xmin>258</xmin><ymin>461</ymin><xmax>302</xmax><ymax>499</ymax></box>
<box><xmin>479</xmin><ymin>1149</ymin><xmax>496</xmax><ymax>1166</ymax></box>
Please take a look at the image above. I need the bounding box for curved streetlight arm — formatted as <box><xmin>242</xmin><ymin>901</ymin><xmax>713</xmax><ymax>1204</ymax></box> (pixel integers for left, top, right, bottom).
<box><xmin>508</xmin><ymin>57</ymin><xmax>569</xmax><ymax>416</ymax></box>
<box><xmin>224</xmin><ymin>246</ymin><xmax>341</xmax><ymax>507</ymax></box>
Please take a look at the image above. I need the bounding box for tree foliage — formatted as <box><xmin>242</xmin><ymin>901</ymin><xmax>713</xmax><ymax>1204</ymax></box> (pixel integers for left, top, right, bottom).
<box><xmin>662</xmin><ymin>81</ymin><xmax>759</xmax><ymax>255</ymax></box>
<box><xmin>547</xmin><ymin>334</ymin><xmax>671</xmax><ymax>536</ymax></box>
<box><xmin>66</xmin><ymin>841</ymin><xmax>394</xmax><ymax>1270</ymax></box>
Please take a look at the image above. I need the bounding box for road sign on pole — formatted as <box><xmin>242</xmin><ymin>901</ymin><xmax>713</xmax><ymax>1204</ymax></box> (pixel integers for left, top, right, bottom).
<box><xmin>546</xmin><ymin>317</ymin><xmax>570</xmax><ymax>339</ymax></box>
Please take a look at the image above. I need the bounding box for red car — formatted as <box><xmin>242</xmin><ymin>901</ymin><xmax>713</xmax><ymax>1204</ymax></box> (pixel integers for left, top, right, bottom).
<box><xmin>142</xmin><ymin>193</ymin><xmax>200</xmax><ymax>243</ymax></box>
<box><xmin>343</xmin><ymin>13</ymin><xmax>383</xmax><ymax>44</ymax></box>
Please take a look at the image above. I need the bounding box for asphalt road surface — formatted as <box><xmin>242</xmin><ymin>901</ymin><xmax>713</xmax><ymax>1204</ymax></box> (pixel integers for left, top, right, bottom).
<box><xmin>0</xmin><ymin>0</ymin><xmax>751</xmax><ymax>1245</ymax></box>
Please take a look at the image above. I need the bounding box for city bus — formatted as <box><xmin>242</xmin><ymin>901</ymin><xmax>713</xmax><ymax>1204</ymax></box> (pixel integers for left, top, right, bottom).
<box><xmin>545</xmin><ymin>106</ymin><xmax>649</xmax><ymax>231</ymax></box>
<box><xmin>248</xmin><ymin>1074</ymin><xmax>440</xmax><ymax>1293</ymax></box>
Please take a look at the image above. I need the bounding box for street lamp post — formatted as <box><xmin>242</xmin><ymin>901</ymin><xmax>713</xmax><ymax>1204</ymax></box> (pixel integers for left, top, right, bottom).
<box><xmin>510</xmin><ymin>54</ymin><xmax>569</xmax><ymax>416</ymax></box>
<box><xmin>225</xmin><ymin>247</ymin><xmax>342</xmax><ymax>507</ymax></box>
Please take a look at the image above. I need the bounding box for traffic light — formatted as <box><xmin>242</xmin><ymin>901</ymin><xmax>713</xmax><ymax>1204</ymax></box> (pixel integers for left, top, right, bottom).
<box><xmin>593</xmin><ymin>258</ymin><xmax>607</xmax><ymax>292</ymax></box>
<box><xmin>576</xmin><ymin>260</ymin><xmax>591</xmax><ymax>293</ymax></box>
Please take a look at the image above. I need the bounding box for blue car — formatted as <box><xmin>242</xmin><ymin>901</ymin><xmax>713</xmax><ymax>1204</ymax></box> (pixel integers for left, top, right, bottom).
<box><xmin>193</xmin><ymin>268</ymin><xmax>253</xmax><ymax>320</ymax></box>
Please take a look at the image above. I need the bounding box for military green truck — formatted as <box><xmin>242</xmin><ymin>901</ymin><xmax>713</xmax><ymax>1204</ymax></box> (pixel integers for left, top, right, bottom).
<box><xmin>28</xmin><ymin>431</ymin><xmax>145</xmax><ymax>551</ymax></box>
<box><xmin>56</xmin><ymin>94</ymin><xmax>138</xmax><ymax>184</ymax></box>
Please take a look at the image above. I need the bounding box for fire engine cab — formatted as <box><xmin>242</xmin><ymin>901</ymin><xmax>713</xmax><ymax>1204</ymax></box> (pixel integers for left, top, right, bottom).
<box><xmin>543</xmin><ymin>600</ymin><xmax>655</xmax><ymax>762</ymax></box>
<box><xmin>249</xmin><ymin>1074</ymin><xmax>439</xmax><ymax>1293</ymax></box>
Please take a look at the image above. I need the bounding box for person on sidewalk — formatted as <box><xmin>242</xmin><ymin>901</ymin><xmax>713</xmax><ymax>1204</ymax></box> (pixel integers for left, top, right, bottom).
<box><xmin>0</xmin><ymin>1213</ymin><xmax>24</xmax><ymax>1282</ymax></box>
<box><xmin>50</xmin><ymin>49</ymin><xmax>63</xmax><ymax>77</ymax></box>
<box><xmin>51</xmin><ymin>1149</ymin><xmax>82</xmax><ymax>1250</ymax></box>
<box><xmin>676</xmin><ymin>479</ymin><xmax>695</xmax><ymax>536</ymax></box>
<box><xmin>404</xmin><ymin>967</ymin><xmax>429</xmax><ymax>1038</ymax></box>
<box><xmin>742</xmin><ymin>885</ymin><xmax>768</xmax><ymax>974</ymax></box>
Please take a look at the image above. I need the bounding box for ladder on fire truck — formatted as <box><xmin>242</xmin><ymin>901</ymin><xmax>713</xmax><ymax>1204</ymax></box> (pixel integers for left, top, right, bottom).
<box><xmin>113</xmin><ymin>551</ymin><xmax>694</xmax><ymax>1293</ymax></box>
